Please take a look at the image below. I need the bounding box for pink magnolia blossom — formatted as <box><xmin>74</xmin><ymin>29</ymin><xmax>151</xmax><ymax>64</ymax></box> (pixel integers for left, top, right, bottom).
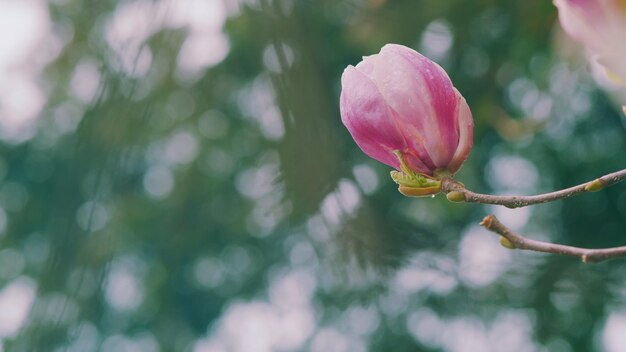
<box><xmin>340</xmin><ymin>44</ymin><xmax>473</xmax><ymax>182</ymax></box>
<box><xmin>554</xmin><ymin>0</ymin><xmax>626</xmax><ymax>82</ymax></box>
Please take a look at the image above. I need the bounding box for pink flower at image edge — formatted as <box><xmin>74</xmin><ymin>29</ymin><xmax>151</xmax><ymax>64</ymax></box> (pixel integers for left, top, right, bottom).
<box><xmin>553</xmin><ymin>0</ymin><xmax>626</xmax><ymax>82</ymax></box>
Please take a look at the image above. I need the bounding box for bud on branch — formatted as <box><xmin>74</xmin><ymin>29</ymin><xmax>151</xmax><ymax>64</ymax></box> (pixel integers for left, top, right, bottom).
<box><xmin>340</xmin><ymin>44</ymin><xmax>473</xmax><ymax>196</ymax></box>
<box><xmin>340</xmin><ymin>43</ymin><xmax>626</xmax><ymax>262</ymax></box>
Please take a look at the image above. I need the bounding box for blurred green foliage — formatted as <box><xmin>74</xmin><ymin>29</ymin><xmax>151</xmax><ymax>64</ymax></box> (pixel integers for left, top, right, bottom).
<box><xmin>1</xmin><ymin>0</ymin><xmax>626</xmax><ymax>351</ymax></box>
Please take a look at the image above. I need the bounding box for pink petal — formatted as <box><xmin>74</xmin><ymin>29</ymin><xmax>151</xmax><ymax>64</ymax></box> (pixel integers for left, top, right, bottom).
<box><xmin>373</xmin><ymin>44</ymin><xmax>460</xmax><ymax>168</ymax></box>
<box><xmin>447</xmin><ymin>91</ymin><xmax>474</xmax><ymax>175</ymax></box>
<box><xmin>340</xmin><ymin>65</ymin><xmax>406</xmax><ymax>169</ymax></box>
<box><xmin>554</xmin><ymin>0</ymin><xmax>604</xmax><ymax>50</ymax></box>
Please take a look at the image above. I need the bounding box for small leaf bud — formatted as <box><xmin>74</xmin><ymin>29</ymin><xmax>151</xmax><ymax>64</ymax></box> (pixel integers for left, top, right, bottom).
<box><xmin>584</xmin><ymin>178</ymin><xmax>606</xmax><ymax>192</ymax></box>
<box><xmin>446</xmin><ymin>191</ymin><xmax>466</xmax><ymax>202</ymax></box>
<box><xmin>499</xmin><ymin>236</ymin><xmax>516</xmax><ymax>250</ymax></box>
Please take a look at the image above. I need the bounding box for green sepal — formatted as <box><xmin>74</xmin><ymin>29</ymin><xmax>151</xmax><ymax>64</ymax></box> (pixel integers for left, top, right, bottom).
<box><xmin>390</xmin><ymin>150</ymin><xmax>441</xmax><ymax>192</ymax></box>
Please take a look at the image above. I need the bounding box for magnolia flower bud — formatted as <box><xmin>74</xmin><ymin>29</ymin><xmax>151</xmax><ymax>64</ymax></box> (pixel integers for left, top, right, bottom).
<box><xmin>554</xmin><ymin>0</ymin><xmax>626</xmax><ymax>82</ymax></box>
<box><xmin>340</xmin><ymin>44</ymin><xmax>473</xmax><ymax>194</ymax></box>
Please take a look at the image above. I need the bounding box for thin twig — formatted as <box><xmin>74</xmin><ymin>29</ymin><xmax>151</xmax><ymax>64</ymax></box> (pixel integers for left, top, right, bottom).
<box><xmin>480</xmin><ymin>214</ymin><xmax>626</xmax><ymax>263</ymax></box>
<box><xmin>441</xmin><ymin>168</ymin><xmax>626</xmax><ymax>208</ymax></box>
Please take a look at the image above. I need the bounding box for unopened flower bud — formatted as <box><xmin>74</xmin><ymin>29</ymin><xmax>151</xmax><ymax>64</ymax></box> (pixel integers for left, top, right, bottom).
<box><xmin>340</xmin><ymin>44</ymin><xmax>474</xmax><ymax>191</ymax></box>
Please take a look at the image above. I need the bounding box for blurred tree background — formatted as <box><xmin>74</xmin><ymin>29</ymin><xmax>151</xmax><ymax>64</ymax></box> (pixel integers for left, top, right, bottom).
<box><xmin>1</xmin><ymin>0</ymin><xmax>626</xmax><ymax>351</ymax></box>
